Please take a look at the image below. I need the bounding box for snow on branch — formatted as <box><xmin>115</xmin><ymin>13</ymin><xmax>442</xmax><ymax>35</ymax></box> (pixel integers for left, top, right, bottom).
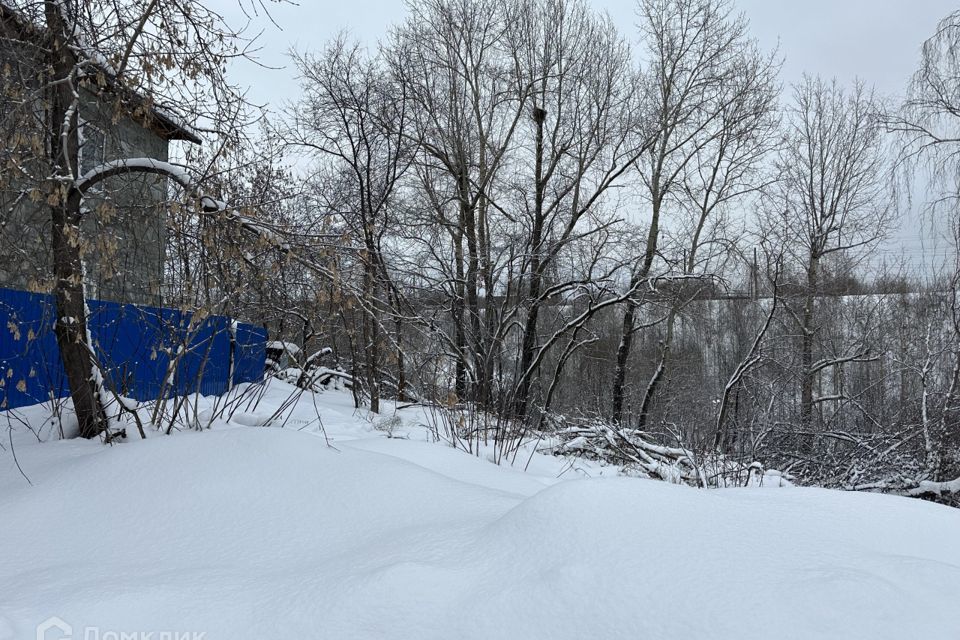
<box><xmin>75</xmin><ymin>157</ymin><xmax>193</xmax><ymax>193</ymax></box>
<box><xmin>73</xmin><ymin>157</ymin><xmax>334</xmax><ymax>281</ymax></box>
<box><xmin>908</xmin><ymin>476</ymin><xmax>960</xmax><ymax>497</ymax></box>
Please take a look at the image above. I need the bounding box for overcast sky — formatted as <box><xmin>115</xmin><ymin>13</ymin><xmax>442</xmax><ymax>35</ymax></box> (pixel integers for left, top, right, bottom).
<box><xmin>216</xmin><ymin>0</ymin><xmax>955</xmax><ymax>106</ymax></box>
<box><xmin>210</xmin><ymin>0</ymin><xmax>959</xmax><ymax>272</ymax></box>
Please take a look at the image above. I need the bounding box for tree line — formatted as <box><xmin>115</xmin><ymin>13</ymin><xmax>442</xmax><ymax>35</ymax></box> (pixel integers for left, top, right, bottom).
<box><xmin>2</xmin><ymin>0</ymin><xmax>959</xmax><ymax>498</ymax></box>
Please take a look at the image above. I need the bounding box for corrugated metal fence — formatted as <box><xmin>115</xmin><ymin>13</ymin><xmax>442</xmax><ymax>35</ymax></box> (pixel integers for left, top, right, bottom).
<box><xmin>0</xmin><ymin>287</ymin><xmax>267</xmax><ymax>410</ymax></box>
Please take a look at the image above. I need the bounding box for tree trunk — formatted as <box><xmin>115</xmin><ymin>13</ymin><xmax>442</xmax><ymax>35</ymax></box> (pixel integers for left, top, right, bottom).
<box><xmin>392</xmin><ymin>299</ymin><xmax>407</xmax><ymax>402</ymax></box>
<box><xmin>362</xmin><ymin>253</ymin><xmax>380</xmax><ymax>413</ymax></box>
<box><xmin>514</xmin><ymin>282</ymin><xmax>541</xmax><ymax>418</ymax></box>
<box><xmin>612</xmin><ymin>192</ymin><xmax>662</xmax><ymax>424</ymax></box>
<box><xmin>636</xmin><ymin>307</ymin><xmax>676</xmax><ymax>430</ymax></box>
<box><xmin>46</xmin><ymin>1</ymin><xmax>107</xmax><ymax>439</ymax></box>
<box><xmin>477</xmin><ymin>188</ymin><xmax>495</xmax><ymax>408</ymax></box>
<box><xmin>459</xmin><ymin>169</ymin><xmax>483</xmax><ymax>404</ymax></box>
<box><xmin>452</xmin><ymin>227</ymin><xmax>467</xmax><ymax>400</ymax></box>
<box><xmin>51</xmin><ymin>204</ymin><xmax>107</xmax><ymax>438</ymax></box>
<box><xmin>800</xmin><ymin>253</ymin><xmax>819</xmax><ymax>431</ymax></box>
<box><xmin>513</xmin><ymin>106</ymin><xmax>547</xmax><ymax>419</ymax></box>
<box><xmin>612</xmin><ymin>273</ymin><xmax>640</xmax><ymax>423</ymax></box>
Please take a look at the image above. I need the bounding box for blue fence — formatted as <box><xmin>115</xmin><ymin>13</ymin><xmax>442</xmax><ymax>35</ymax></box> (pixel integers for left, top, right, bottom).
<box><xmin>0</xmin><ymin>287</ymin><xmax>267</xmax><ymax>411</ymax></box>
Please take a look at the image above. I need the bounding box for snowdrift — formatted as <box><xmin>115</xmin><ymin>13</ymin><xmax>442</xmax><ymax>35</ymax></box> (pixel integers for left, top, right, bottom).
<box><xmin>1</xmin><ymin>404</ymin><xmax>959</xmax><ymax>639</ymax></box>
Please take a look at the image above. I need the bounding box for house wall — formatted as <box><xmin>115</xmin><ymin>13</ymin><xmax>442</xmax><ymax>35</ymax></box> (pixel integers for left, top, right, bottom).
<box><xmin>0</xmin><ymin>28</ymin><xmax>52</xmax><ymax>295</ymax></box>
<box><xmin>0</xmin><ymin>29</ymin><xmax>171</xmax><ymax>307</ymax></box>
<box><xmin>78</xmin><ymin>102</ymin><xmax>170</xmax><ymax>307</ymax></box>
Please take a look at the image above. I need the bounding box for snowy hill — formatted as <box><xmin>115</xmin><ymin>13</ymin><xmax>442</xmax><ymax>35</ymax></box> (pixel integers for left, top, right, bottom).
<box><xmin>1</xmin><ymin>384</ymin><xmax>958</xmax><ymax>639</ymax></box>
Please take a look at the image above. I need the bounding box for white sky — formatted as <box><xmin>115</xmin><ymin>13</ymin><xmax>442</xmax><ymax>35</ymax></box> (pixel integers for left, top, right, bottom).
<box><xmin>209</xmin><ymin>0</ymin><xmax>959</xmax><ymax>275</ymax></box>
<box><xmin>216</xmin><ymin>1</ymin><xmax>956</xmax><ymax>105</ymax></box>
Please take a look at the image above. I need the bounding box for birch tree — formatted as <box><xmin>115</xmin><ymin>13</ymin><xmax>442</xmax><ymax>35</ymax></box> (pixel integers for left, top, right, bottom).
<box><xmin>881</xmin><ymin>9</ymin><xmax>960</xmax><ymax>494</ymax></box>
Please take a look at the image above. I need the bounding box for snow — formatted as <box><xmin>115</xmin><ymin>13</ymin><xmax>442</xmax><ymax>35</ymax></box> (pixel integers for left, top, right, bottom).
<box><xmin>912</xmin><ymin>475</ymin><xmax>960</xmax><ymax>497</ymax></box>
<box><xmin>199</xmin><ymin>195</ymin><xmax>227</xmax><ymax>212</ymax></box>
<box><xmin>265</xmin><ymin>340</ymin><xmax>300</xmax><ymax>355</ymax></box>
<box><xmin>150</xmin><ymin>104</ymin><xmax>203</xmax><ymax>143</ymax></box>
<box><xmin>75</xmin><ymin>158</ymin><xmax>194</xmax><ymax>192</ymax></box>
<box><xmin>1</xmin><ymin>383</ymin><xmax>959</xmax><ymax>639</ymax></box>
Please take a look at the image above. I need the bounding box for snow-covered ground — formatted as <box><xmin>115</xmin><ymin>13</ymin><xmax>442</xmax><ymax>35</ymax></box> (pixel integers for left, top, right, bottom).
<box><xmin>1</xmin><ymin>381</ymin><xmax>959</xmax><ymax>639</ymax></box>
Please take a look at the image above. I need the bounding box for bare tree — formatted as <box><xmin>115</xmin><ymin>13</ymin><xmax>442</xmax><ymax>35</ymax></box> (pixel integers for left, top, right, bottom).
<box><xmin>887</xmin><ymin>9</ymin><xmax>960</xmax><ymax>226</ymax></box>
<box><xmin>386</xmin><ymin>0</ymin><xmax>526</xmax><ymax>406</ymax></box>
<box><xmin>879</xmin><ymin>10</ymin><xmax>960</xmax><ymax>495</ymax></box>
<box><xmin>770</xmin><ymin>77</ymin><xmax>892</xmax><ymax>434</ymax></box>
<box><xmin>285</xmin><ymin>37</ymin><xmax>415</xmax><ymax>413</ymax></box>
<box><xmin>611</xmin><ymin>0</ymin><xmax>777</xmax><ymax>425</ymax></box>
<box><xmin>503</xmin><ymin>0</ymin><xmax>648</xmax><ymax>420</ymax></box>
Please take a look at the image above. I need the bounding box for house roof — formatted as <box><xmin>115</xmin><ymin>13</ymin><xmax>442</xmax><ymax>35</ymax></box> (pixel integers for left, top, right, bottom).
<box><xmin>0</xmin><ymin>3</ymin><xmax>202</xmax><ymax>145</ymax></box>
<box><xmin>124</xmin><ymin>96</ymin><xmax>203</xmax><ymax>145</ymax></box>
